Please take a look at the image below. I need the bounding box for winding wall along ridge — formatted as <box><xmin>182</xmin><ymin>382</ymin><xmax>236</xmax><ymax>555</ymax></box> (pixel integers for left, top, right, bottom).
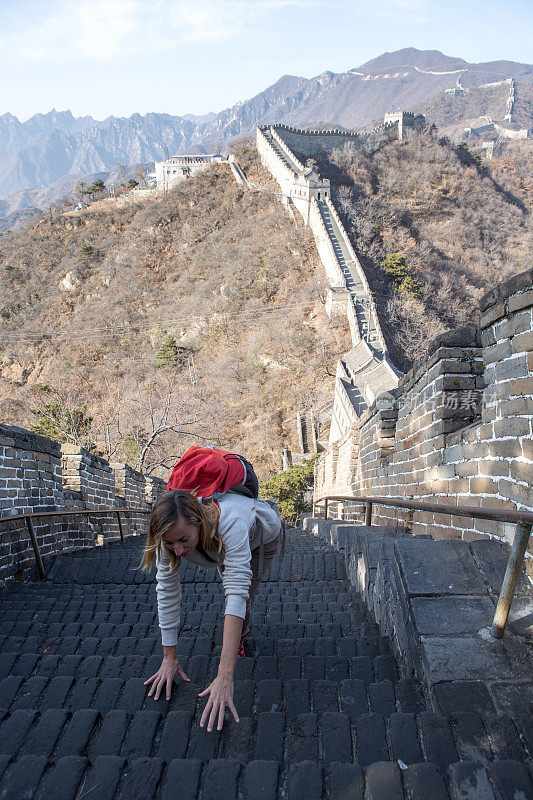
<box><xmin>256</xmin><ymin>123</ymin><xmax>401</xmax><ymax>446</ymax></box>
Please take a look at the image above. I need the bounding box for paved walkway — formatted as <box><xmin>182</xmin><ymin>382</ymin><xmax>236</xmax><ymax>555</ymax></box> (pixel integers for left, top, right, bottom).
<box><xmin>0</xmin><ymin>527</ymin><xmax>532</xmax><ymax>799</ymax></box>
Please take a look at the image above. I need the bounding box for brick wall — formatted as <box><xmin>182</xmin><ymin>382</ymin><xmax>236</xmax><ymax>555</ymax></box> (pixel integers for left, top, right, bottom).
<box><xmin>0</xmin><ymin>426</ymin><xmax>64</xmax><ymax>583</ymax></box>
<box><xmin>145</xmin><ymin>476</ymin><xmax>167</xmax><ymax>505</ymax></box>
<box><xmin>315</xmin><ymin>269</ymin><xmax>533</xmax><ymax>576</ymax></box>
<box><xmin>61</xmin><ymin>444</ymin><xmax>116</xmax><ymax>507</ymax></box>
<box><xmin>0</xmin><ymin>428</ymin><xmax>166</xmax><ymax>585</ymax></box>
<box><xmin>0</xmin><ymin>426</ymin><xmax>63</xmax><ymax>515</ymax></box>
<box><xmin>272</xmin><ymin>123</ymin><xmax>398</xmax><ymax>155</ymax></box>
<box><xmin>112</xmin><ymin>462</ymin><xmax>163</xmax><ymax>546</ymax></box>
<box><xmin>273</xmin><ymin>125</ymin><xmax>364</xmax><ymax>155</ymax></box>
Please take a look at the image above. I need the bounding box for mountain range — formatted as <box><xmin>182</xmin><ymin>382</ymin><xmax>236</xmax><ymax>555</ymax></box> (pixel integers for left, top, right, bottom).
<box><xmin>1</xmin><ymin>48</ymin><xmax>532</xmax><ymax>222</ymax></box>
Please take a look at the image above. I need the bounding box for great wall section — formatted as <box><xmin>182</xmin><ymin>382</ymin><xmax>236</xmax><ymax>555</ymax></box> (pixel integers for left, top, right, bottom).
<box><xmin>256</xmin><ymin>120</ymin><xmax>533</xmax><ymax>765</ymax></box>
<box><xmin>0</xmin><ymin>430</ymin><xmax>167</xmax><ymax>583</ymax></box>
<box><xmin>255</xmin><ymin>123</ymin><xmax>533</xmax><ymax>570</ymax></box>
<box><xmin>256</xmin><ymin>124</ymin><xmax>403</xmax><ymax>454</ymax></box>
<box><xmin>0</xmin><ymin>123</ymin><xmax>531</xmax><ymax>799</ymax></box>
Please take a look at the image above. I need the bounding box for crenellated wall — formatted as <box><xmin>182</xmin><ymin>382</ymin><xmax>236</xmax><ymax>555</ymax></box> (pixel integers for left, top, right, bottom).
<box><xmin>0</xmin><ymin>427</ymin><xmax>166</xmax><ymax>585</ymax></box>
<box><xmin>256</xmin><ymin>126</ymin><xmax>298</xmax><ymax>196</ymax></box>
<box><xmin>263</xmin><ymin>124</ymin><xmax>364</xmax><ymax>155</ymax></box>
<box><xmin>315</xmin><ymin>270</ymin><xmax>533</xmax><ymax>575</ymax></box>
<box><xmin>61</xmin><ymin>444</ymin><xmax>116</xmax><ymax>507</ymax></box>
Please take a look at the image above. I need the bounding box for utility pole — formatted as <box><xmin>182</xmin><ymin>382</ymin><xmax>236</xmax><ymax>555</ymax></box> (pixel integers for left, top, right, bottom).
<box><xmin>188</xmin><ymin>354</ymin><xmax>198</xmax><ymax>386</ymax></box>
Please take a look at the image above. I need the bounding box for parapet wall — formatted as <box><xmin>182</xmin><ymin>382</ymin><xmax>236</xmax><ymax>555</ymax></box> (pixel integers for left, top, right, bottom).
<box><xmin>269</xmin><ymin>127</ymin><xmax>306</xmax><ymax>171</ymax></box>
<box><xmin>308</xmin><ymin>197</ymin><xmax>346</xmax><ymax>286</ymax></box>
<box><xmin>256</xmin><ymin>127</ymin><xmax>296</xmax><ymax>195</ymax></box>
<box><xmin>0</xmin><ymin>426</ymin><xmax>166</xmax><ymax>585</ymax></box>
<box><xmin>269</xmin><ymin>124</ymin><xmax>364</xmax><ymax>155</ymax></box>
<box><xmin>316</xmin><ymin>269</ymin><xmax>533</xmax><ymax>575</ymax></box>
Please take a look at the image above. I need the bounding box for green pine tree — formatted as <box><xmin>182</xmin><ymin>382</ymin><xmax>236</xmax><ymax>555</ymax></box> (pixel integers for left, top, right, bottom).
<box><xmin>30</xmin><ymin>395</ymin><xmax>94</xmax><ymax>449</ymax></box>
<box><xmin>381</xmin><ymin>253</ymin><xmax>422</xmax><ymax>299</ymax></box>
<box><xmin>155</xmin><ymin>336</ymin><xmax>180</xmax><ymax>369</ymax></box>
<box><xmin>80</xmin><ymin>242</ymin><xmax>95</xmax><ymax>258</ymax></box>
<box><xmin>87</xmin><ymin>179</ymin><xmax>106</xmax><ymax>194</ymax></box>
<box><xmin>259</xmin><ymin>456</ymin><xmax>319</xmax><ymax>521</ymax></box>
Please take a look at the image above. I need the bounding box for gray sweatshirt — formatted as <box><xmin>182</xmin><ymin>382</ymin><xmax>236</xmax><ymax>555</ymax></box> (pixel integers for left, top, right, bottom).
<box><xmin>155</xmin><ymin>494</ymin><xmax>282</xmax><ymax>646</ymax></box>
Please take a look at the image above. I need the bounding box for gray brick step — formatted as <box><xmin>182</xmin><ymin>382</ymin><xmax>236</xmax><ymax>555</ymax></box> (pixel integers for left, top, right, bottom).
<box><xmin>1</xmin><ymin>704</ymin><xmax>531</xmax><ymax>769</ymax></box>
<box><xmin>0</xmin><ymin>673</ymin><xmax>423</xmax><ymax>717</ymax></box>
<box><xmin>1</xmin><ymin>526</ymin><xmax>532</xmax><ymax>799</ymax></box>
<box><xmin>0</xmin><ymin>755</ymin><xmax>532</xmax><ymax>799</ymax></box>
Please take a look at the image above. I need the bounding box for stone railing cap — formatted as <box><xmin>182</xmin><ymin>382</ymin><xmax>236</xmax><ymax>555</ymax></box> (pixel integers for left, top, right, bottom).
<box><xmin>1</xmin><ymin>424</ymin><xmax>62</xmax><ymax>456</ymax></box>
<box><xmin>60</xmin><ymin>442</ymin><xmax>84</xmax><ymax>454</ymax></box>
<box><xmin>480</xmin><ymin>268</ymin><xmax>533</xmax><ymax>312</ymax></box>
<box><xmin>427</xmin><ymin>324</ymin><xmax>481</xmax><ymax>355</ymax></box>
<box><xmin>110</xmin><ymin>461</ymin><xmax>144</xmax><ymax>480</ymax></box>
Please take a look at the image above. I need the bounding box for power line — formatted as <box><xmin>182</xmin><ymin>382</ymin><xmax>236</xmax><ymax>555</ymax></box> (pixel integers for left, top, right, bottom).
<box><xmin>0</xmin><ymin>300</ymin><xmax>323</xmax><ymax>344</ymax></box>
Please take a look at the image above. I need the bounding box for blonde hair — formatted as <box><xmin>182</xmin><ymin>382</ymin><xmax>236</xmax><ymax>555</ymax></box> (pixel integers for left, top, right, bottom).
<box><xmin>139</xmin><ymin>489</ymin><xmax>224</xmax><ymax>574</ymax></box>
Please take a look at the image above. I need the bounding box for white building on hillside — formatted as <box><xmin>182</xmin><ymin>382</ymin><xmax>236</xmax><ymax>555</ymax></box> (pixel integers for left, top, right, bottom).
<box><xmin>154</xmin><ymin>154</ymin><xmax>227</xmax><ymax>190</ymax></box>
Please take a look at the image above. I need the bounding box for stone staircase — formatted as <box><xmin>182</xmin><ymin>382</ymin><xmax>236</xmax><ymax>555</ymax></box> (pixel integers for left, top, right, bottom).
<box><xmin>299</xmin><ymin>415</ymin><xmax>309</xmax><ymax>455</ymax></box>
<box><xmin>315</xmin><ymin>199</ymin><xmax>381</xmax><ymax>351</ymax></box>
<box><xmin>0</xmin><ymin>526</ymin><xmax>532</xmax><ymax>799</ymax></box>
<box><xmin>261</xmin><ymin>127</ymin><xmax>303</xmax><ymax>174</ymax></box>
<box><xmin>316</xmin><ymin>200</ymin><xmax>361</xmax><ymax>294</ymax></box>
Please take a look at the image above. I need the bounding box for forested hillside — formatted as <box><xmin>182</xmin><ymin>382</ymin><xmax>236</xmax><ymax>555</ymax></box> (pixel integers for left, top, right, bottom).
<box><xmin>0</xmin><ymin>135</ymin><xmax>531</xmax><ymax>478</ymax></box>
<box><xmin>0</xmin><ymin>149</ymin><xmax>350</xmax><ymax>478</ymax></box>
<box><xmin>298</xmin><ymin>130</ymin><xmax>532</xmax><ymax>369</ymax></box>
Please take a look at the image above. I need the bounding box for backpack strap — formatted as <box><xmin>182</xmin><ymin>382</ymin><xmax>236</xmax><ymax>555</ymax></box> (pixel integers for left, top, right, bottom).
<box><xmin>279</xmin><ymin>518</ymin><xmax>286</xmax><ymax>563</ymax></box>
<box><xmin>258</xmin><ymin>521</ymin><xmax>264</xmax><ymax>576</ymax></box>
<box><xmin>257</xmin><ymin>513</ymin><xmax>285</xmax><ymax>574</ymax></box>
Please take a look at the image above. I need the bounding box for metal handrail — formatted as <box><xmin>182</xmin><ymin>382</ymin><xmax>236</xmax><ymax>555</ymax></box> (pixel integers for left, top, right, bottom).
<box><xmin>314</xmin><ymin>494</ymin><xmax>532</xmax><ymax>640</ymax></box>
<box><xmin>0</xmin><ymin>506</ymin><xmax>151</xmax><ymax>580</ymax></box>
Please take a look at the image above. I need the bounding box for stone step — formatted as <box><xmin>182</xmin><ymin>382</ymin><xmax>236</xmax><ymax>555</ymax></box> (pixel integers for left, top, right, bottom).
<box><xmin>1</xmin><ymin>525</ymin><xmax>532</xmax><ymax>798</ymax></box>
<box><xmin>0</xmin><ymin>636</ymin><xmax>393</xmax><ymax>670</ymax></box>
<box><xmin>1</xmin><ymin>753</ymin><xmax>530</xmax><ymax>800</ymax></box>
<box><xmin>0</xmin><ymin>704</ymin><xmax>531</xmax><ymax>770</ymax></box>
<box><xmin>304</xmin><ymin>517</ymin><xmax>533</xmax><ymax>717</ymax></box>
<box><xmin>0</xmin><ymin>674</ymin><xmax>424</xmax><ymax>718</ymax></box>
<box><xmin>39</xmin><ymin>546</ymin><xmax>348</xmax><ymax>586</ymax></box>
<box><xmin>0</xmin><ymin>611</ymin><xmax>366</xmax><ymax>634</ymax></box>
<box><xmin>0</xmin><ymin>652</ymin><xmax>400</xmax><ymax>687</ymax></box>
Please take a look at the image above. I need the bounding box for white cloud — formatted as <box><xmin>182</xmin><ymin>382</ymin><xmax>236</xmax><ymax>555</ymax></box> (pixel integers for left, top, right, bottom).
<box><xmin>1</xmin><ymin>0</ymin><xmax>322</xmax><ymax>63</ymax></box>
<box><xmin>355</xmin><ymin>0</ymin><xmax>430</xmax><ymax>23</ymax></box>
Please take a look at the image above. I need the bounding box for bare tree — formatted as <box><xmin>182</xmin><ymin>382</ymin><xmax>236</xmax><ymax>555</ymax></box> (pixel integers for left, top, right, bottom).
<box><xmin>29</xmin><ymin>384</ymin><xmax>95</xmax><ymax>449</ymax></box>
<box><xmin>29</xmin><ymin>375</ymin><xmax>219</xmax><ymax>476</ymax></box>
<box><xmin>126</xmin><ymin>376</ymin><xmax>219</xmax><ymax>475</ymax></box>
<box><xmin>95</xmin><ymin>377</ymin><xmax>125</xmax><ymax>459</ymax></box>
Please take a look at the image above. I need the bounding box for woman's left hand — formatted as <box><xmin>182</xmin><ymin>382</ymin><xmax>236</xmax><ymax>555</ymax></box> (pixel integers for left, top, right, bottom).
<box><xmin>198</xmin><ymin>674</ymin><xmax>240</xmax><ymax>732</ymax></box>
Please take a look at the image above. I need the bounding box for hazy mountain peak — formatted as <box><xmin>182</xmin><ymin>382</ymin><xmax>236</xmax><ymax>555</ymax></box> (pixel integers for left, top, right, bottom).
<box><xmin>0</xmin><ymin>47</ymin><xmax>531</xmax><ymax>213</ymax></box>
<box><xmin>358</xmin><ymin>47</ymin><xmax>469</xmax><ymax>74</ymax></box>
<box><xmin>0</xmin><ymin>112</ymin><xmax>21</xmax><ymax>123</ymax></box>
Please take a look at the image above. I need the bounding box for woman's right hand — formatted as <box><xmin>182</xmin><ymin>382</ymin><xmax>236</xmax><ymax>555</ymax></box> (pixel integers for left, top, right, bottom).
<box><xmin>144</xmin><ymin>655</ymin><xmax>191</xmax><ymax>700</ymax></box>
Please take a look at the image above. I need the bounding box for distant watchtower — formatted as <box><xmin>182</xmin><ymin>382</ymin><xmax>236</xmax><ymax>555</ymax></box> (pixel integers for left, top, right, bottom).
<box><xmin>383</xmin><ymin>111</ymin><xmax>426</xmax><ymax>140</ymax></box>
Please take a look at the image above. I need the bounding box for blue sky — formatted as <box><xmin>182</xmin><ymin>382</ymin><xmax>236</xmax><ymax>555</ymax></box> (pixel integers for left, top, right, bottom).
<box><xmin>1</xmin><ymin>0</ymin><xmax>531</xmax><ymax>121</ymax></box>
